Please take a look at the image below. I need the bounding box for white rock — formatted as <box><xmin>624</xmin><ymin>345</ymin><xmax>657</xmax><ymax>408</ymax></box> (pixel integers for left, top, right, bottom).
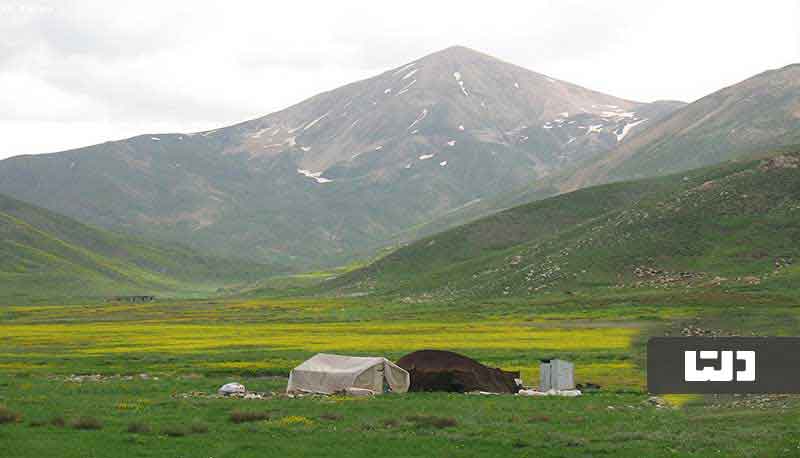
<box><xmin>517</xmin><ymin>388</ymin><xmax>582</xmax><ymax>397</ymax></box>
<box><xmin>218</xmin><ymin>382</ymin><xmax>246</xmax><ymax>396</ymax></box>
<box><xmin>345</xmin><ymin>387</ymin><xmax>375</xmax><ymax>397</ymax></box>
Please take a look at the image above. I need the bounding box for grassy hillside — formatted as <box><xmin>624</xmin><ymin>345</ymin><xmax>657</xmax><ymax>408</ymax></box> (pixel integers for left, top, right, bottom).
<box><xmin>326</xmin><ymin>150</ymin><xmax>800</xmax><ymax>299</ymax></box>
<box><xmin>0</xmin><ymin>194</ymin><xmax>279</xmax><ymax>301</ymax></box>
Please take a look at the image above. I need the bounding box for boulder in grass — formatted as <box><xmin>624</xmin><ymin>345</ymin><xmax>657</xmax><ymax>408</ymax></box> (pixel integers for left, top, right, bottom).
<box><xmin>218</xmin><ymin>382</ymin><xmax>246</xmax><ymax>396</ymax></box>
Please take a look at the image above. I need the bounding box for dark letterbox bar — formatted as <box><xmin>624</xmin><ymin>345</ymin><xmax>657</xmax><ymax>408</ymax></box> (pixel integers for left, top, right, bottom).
<box><xmin>648</xmin><ymin>337</ymin><xmax>800</xmax><ymax>394</ymax></box>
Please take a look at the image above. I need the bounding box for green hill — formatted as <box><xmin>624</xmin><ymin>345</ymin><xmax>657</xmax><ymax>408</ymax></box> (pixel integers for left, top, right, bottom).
<box><xmin>326</xmin><ymin>150</ymin><xmax>800</xmax><ymax>299</ymax></box>
<box><xmin>0</xmin><ymin>193</ymin><xmax>279</xmax><ymax>301</ymax></box>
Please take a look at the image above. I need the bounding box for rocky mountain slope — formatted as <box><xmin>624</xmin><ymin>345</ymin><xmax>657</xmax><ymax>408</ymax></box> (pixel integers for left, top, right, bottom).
<box><xmin>325</xmin><ymin>150</ymin><xmax>800</xmax><ymax>299</ymax></box>
<box><xmin>0</xmin><ymin>46</ymin><xmax>681</xmax><ymax>268</ymax></box>
<box><xmin>563</xmin><ymin>63</ymin><xmax>800</xmax><ymax>191</ymax></box>
<box><xmin>0</xmin><ymin>193</ymin><xmax>276</xmax><ymax>300</ymax></box>
<box><xmin>401</xmin><ymin>64</ymin><xmax>800</xmax><ymax>241</ymax></box>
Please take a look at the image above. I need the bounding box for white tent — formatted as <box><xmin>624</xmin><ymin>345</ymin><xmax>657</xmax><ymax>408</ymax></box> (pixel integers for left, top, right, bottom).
<box><xmin>287</xmin><ymin>353</ymin><xmax>410</xmax><ymax>395</ymax></box>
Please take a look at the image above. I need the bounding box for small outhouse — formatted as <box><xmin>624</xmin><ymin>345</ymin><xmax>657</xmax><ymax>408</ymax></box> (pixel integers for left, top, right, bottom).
<box><xmin>539</xmin><ymin>359</ymin><xmax>574</xmax><ymax>391</ymax></box>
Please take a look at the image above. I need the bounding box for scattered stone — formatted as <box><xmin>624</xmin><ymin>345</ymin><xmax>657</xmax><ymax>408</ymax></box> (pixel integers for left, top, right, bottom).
<box><xmin>698</xmin><ymin>180</ymin><xmax>717</xmax><ymax>191</ymax></box>
<box><xmin>173</xmin><ymin>390</ymin><xmax>277</xmax><ymax>400</ymax></box>
<box><xmin>645</xmin><ymin>396</ymin><xmax>670</xmax><ymax>409</ymax></box>
<box><xmin>708</xmin><ymin>394</ymin><xmax>794</xmax><ymax>409</ymax></box>
<box><xmin>631</xmin><ymin>266</ymin><xmax>705</xmax><ymax>288</ymax></box>
<box><xmin>759</xmin><ymin>155</ymin><xmax>799</xmax><ymax>171</ymax></box>
<box><xmin>517</xmin><ymin>389</ymin><xmax>582</xmax><ymax>397</ymax></box>
<box><xmin>59</xmin><ymin>373</ymin><xmax>159</xmax><ymax>383</ymax></box>
<box><xmin>740</xmin><ymin>276</ymin><xmax>761</xmax><ymax>285</ymax></box>
<box><xmin>680</xmin><ymin>325</ymin><xmax>723</xmax><ymax>337</ymax></box>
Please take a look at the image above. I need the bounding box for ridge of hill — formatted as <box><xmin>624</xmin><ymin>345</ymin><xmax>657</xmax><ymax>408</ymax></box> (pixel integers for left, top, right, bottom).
<box><xmin>326</xmin><ymin>149</ymin><xmax>800</xmax><ymax>299</ymax></box>
<box><xmin>0</xmin><ymin>193</ymin><xmax>277</xmax><ymax>300</ymax></box>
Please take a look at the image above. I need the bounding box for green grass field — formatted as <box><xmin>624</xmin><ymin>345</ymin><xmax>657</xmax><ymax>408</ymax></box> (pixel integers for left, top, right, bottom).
<box><xmin>3</xmin><ymin>288</ymin><xmax>800</xmax><ymax>457</ymax></box>
<box><xmin>2</xmin><ymin>152</ymin><xmax>799</xmax><ymax>456</ymax></box>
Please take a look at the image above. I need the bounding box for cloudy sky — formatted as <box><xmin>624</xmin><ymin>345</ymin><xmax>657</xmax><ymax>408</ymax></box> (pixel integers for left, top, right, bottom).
<box><xmin>1</xmin><ymin>0</ymin><xmax>798</xmax><ymax>159</ymax></box>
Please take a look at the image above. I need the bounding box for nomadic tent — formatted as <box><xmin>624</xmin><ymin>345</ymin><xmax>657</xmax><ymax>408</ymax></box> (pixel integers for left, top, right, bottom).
<box><xmin>396</xmin><ymin>350</ymin><xmax>522</xmax><ymax>394</ymax></box>
<box><xmin>287</xmin><ymin>353</ymin><xmax>410</xmax><ymax>395</ymax></box>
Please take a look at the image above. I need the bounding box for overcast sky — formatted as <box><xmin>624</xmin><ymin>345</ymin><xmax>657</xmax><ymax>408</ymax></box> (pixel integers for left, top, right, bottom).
<box><xmin>1</xmin><ymin>0</ymin><xmax>798</xmax><ymax>159</ymax></box>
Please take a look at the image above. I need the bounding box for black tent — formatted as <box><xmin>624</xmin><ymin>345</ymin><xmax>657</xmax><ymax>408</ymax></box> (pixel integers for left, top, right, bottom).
<box><xmin>396</xmin><ymin>350</ymin><xmax>521</xmax><ymax>393</ymax></box>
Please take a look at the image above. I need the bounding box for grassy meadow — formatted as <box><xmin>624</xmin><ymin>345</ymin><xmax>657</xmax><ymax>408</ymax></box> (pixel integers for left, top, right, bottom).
<box><xmin>3</xmin><ymin>288</ymin><xmax>800</xmax><ymax>456</ymax></box>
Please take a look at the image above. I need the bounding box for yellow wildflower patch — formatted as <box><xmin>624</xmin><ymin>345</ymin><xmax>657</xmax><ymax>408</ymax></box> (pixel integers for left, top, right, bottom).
<box><xmin>0</xmin><ymin>362</ymin><xmax>43</xmax><ymax>371</ymax></box>
<box><xmin>662</xmin><ymin>394</ymin><xmax>700</xmax><ymax>408</ymax></box>
<box><xmin>1</xmin><ymin>321</ymin><xmax>636</xmax><ymax>355</ymax></box>
<box><xmin>273</xmin><ymin>416</ymin><xmax>314</xmax><ymax>427</ymax></box>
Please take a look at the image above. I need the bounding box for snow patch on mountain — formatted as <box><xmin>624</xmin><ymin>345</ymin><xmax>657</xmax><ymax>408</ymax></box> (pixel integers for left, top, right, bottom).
<box><xmin>392</xmin><ymin>62</ymin><xmax>416</xmax><ymax>76</ymax></box>
<box><xmin>304</xmin><ymin>112</ymin><xmax>330</xmax><ymax>131</ymax></box>
<box><xmin>249</xmin><ymin>128</ymin><xmax>271</xmax><ymax>139</ymax></box>
<box><xmin>408</xmin><ymin>109</ymin><xmax>429</xmax><ymax>130</ymax></box>
<box><xmin>616</xmin><ymin>118</ymin><xmax>649</xmax><ymax>142</ymax></box>
<box><xmin>297</xmin><ymin>169</ymin><xmax>332</xmax><ymax>183</ymax></box>
<box><xmin>453</xmin><ymin>72</ymin><xmax>469</xmax><ymax>96</ymax></box>
<box><xmin>397</xmin><ymin>79</ymin><xmax>417</xmax><ymax>95</ymax></box>
<box><xmin>600</xmin><ymin>110</ymin><xmax>635</xmax><ymax>119</ymax></box>
<box><xmin>402</xmin><ymin>69</ymin><xmax>419</xmax><ymax>80</ymax></box>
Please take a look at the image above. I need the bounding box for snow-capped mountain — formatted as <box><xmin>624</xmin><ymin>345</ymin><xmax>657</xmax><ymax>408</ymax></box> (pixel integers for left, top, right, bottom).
<box><xmin>0</xmin><ymin>46</ymin><xmax>683</xmax><ymax>267</ymax></box>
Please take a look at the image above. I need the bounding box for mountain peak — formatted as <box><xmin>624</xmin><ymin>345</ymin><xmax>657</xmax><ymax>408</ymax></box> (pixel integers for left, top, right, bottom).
<box><xmin>428</xmin><ymin>44</ymin><xmax>484</xmax><ymax>56</ymax></box>
<box><xmin>416</xmin><ymin>45</ymin><xmax>501</xmax><ymax>65</ymax></box>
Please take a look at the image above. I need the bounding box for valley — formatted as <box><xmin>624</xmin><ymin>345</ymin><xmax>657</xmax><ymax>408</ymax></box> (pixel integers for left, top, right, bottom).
<box><xmin>1</xmin><ymin>45</ymin><xmax>799</xmax><ymax>458</ymax></box>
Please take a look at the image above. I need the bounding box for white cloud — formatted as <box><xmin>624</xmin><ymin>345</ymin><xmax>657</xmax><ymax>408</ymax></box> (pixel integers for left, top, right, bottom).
<box><xmin>0</xmin><ymin>0</ymin><xmax>798</xmax><ymax>158</ymax></box>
